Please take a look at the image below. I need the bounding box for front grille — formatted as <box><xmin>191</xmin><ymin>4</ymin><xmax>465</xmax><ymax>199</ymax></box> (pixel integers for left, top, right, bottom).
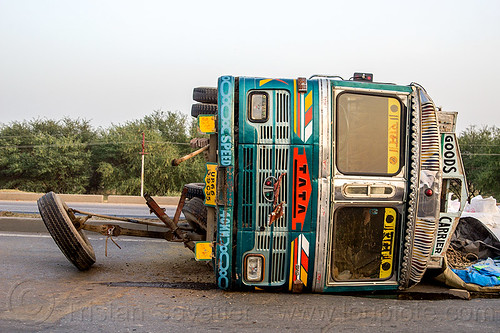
<box><xmin>239</xmin><ymin>145</ymin><xmax>289</xmax><ymax>230</ymax></box>
<box><xmin>240</xmin><ymin>144</ymin><xmax>290</xmax><ymax>285</ymax></box>
<box><xmin>409</xmin><ymin>101</ymin><xmax>442</xmax><ymax>284</ymax></box>
<box><xmin>260</xmin><ymin>126</ymin><xmax>273</xmax><ymax>141</ymax></box>
<box><xmin>241</xmin><ymin>146</ymin><xmax>255</xmax><ymax>229</ymax></box>
<box><xmin>420</xmin><ymin>102</ymin><xmax>441</xmax><ymax>171</ymax></box>
<box><xmin>271</xmin><ymin>232</ymin><xmax>288</xmax><ymax>283</ymax></box>
<box><xmin>258</xmin><ymin>91</ymin><xmax>290</xmax><ymax>144</ymax></box>
<box><xmin>256</xmin><ymin>145</ymin><xmax>289</xmax><ymax>230</ymax></box>
<box><xmin>256</xmin><ymin>233</ymin><xmax>271</xmax><ymax>251</ymax></box>
<box><xmin>275</xmin><ymin>91</ymin><xmax>290</xmax><ymax>143</ymax></box>
<box><xmin>256</xmin><ymin>145</ymin><xmax>289</xmax><ymax>285</ymax></box>
<box><xmin>239</xmin><ymin>89</ymin><xmax>291</xmax><ymax>286</ymax></box>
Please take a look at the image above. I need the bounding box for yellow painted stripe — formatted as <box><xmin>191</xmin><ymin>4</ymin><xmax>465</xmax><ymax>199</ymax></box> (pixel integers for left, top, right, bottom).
<box><xmin>379</xmin><ymin>208</ymin><xmax>396</xmax><ymax>279</ymax></box>
<box><xmin>300</xmin><ymin>266</ymin><xmax>308</xmax><ymax>287</ymax></box>
<box><xmin>387</xmin><ymin>98</ymin><xmax>400</xmax><ymax>174</ymax></box>
<box><xmin>305</xmin><ymin>91</ymin><xmax>312</xmax><ymax>110</ymax></box>
<box><xmin>259</xmin><ymin>79</ymin><xmax>272</xmax><ymax>86</ymax></box>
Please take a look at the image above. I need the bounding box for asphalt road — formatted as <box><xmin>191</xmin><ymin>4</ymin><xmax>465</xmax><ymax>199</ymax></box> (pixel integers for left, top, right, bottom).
<box><xmin>0</xmin><ymin>200</ymin><xmax>178</xmax><ymax>219</ymax></box>
<box><xmin>1</xmin><ymin>226</ymin><xmax>500</xmax><ymax>332</ymax></box>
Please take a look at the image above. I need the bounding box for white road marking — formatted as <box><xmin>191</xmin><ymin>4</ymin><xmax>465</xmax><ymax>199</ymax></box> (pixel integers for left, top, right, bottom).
<box><xmin>0</xmin><ymin>232</ymin><xmax>51</xmax><ymax>238</ymax></box>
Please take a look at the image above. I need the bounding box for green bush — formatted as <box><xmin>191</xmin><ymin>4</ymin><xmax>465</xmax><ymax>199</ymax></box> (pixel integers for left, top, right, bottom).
<box><xmin>458</xmin><ymin>126</ymin><xmax>500</xmax><ymax>199</ymax></box>
<box><xmin>0</xmin><ymin>111</ymin><xmax>205</xmax><ymax>195</ymax></box>
<box><xmin>0</xmin><ymin>118</ymin><xmax>93</xmax><ymax>193</ymax></box>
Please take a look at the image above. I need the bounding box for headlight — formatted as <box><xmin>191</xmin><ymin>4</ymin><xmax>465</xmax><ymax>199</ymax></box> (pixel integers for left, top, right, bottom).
<box><xmin>248</xmin><ymin>92</ymin><xmax>269</xmax><ymax>122</ymax></box>
<box><xmin>244</xmin><ymin>254</ymin><xmax>264</xmax><ymax>282</ymax></box>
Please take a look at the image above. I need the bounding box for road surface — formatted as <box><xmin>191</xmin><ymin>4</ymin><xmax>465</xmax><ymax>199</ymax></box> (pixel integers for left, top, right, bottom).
<box><xmin>0</xmin><ymin>200</ymin><xmax>177</xmax><ymax>219</ymax></box>
<box><xmin>1</xmin><ymin>225</ymin><xmax>499</xmax><ymax>332</ymax></box>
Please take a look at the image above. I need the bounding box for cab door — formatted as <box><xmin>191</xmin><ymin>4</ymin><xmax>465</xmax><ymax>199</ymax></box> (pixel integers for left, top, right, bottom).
<box><xmin>328</xmin><ymin>90</ymin><xmax>408</xmax><ymax>285</ymax></box>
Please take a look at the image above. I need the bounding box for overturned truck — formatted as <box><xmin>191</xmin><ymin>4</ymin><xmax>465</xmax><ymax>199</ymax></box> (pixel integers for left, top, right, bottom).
<box><xmin>38</xmin><ymin>73</ymin><xmax>469</xmax><ymax>293</ymax></box>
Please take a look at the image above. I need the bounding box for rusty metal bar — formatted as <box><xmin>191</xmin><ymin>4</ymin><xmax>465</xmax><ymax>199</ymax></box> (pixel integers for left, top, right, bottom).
<box><xmin>173</xmin><ymin>187</ymin><xmax>188</xmax><ymax>226</ymax></box>
<box><xmin>144</xmin><ymin>193</ymin><xmax>195</xmax><ymax>251</ymax></box>
<box><xmin>171</xmin><ymin>145</ymin><xmax>209</xmax><ymax>166</ymax></box>
<box><xmin>82</xmin><ymin>223</ymin><xmax>174</xmax><ymax>240</ymax></box>
<box><xmin>68</xmin><ymin>208</ymin><xmax>168</xmax><ymax>228</ymax></box>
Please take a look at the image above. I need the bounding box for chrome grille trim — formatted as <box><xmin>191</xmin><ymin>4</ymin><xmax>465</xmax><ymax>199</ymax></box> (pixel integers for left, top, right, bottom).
<box><xmin>409</xmin><ymin>100</ymin><xmax>442</xmax><ymax>284</ymax></box>
<box><xmin>242</xmin><ymin>90</ymin><xmax>291</xmax><ymax>286</ymax></box>
<box><xmin>420</xmin><ymin>102</ymin><xmax>441</xmax><ymax>171</ymax></box>
<box><xmin>259</xmin><ymin>126</ymin><xmax>273</xmax><ymax>141</ymax></box>
<box><xmin>270</xmin><ymin>232</ymin><xmax>288</xmax><ymax>283</ymax></box>
<box><xmin>241</xmin><ymin>146</ymin><xmax>255</xmax><ymax>229</ymax></box>
<box><xmin>400</xmin><ymin>87</ymin><xmax>420</xmax><ymax>289</ymax></box>
<box><xmin>255</xmin><ymin>145</ymin><xmax>289</xmax><ymax>230</ymax></box>
<box><xmin>256</xmin><ymin>232</ymin><xmax>271</xmax><ymax>251</ymax></box>
<box><xmin>257</xmin><ymin>90</ymin><xmax>290</xmax><ymax>144</ymax></box>
<box><xmin>275</xmin><ymin>91</ymin><xmax>290</xmax><ymax>143</ymax></box>
<box><xmin>312</xmin><ymin>79</ymin><xmax>332</xmax><ymax>292</ymax></box>
<box><xmin>401</xmin><ymin>86</ymin><xmax>442</xmax><ymax>288</ymax></box>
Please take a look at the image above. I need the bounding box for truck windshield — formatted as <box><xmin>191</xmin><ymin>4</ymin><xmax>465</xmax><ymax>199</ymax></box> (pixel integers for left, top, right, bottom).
<box><xmin>336</xmin><ymin>93</ymin><xmax>403</xmax><ymax>176</ymax></box>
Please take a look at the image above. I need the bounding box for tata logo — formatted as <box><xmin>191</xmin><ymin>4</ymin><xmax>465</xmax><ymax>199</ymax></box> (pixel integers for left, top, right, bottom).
<box><xmin>292</xmin><ymin>147</ymin><xmax>312</xmax><ymax>231</ymax></box>
<box><xmin>262</xmin><ymin>176</ymin><xmax>277</xmax><ymax>202</ymax></box>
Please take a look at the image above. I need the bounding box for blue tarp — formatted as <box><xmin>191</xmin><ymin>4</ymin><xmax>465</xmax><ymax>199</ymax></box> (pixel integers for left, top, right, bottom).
<box><xmin>452</xmin><ymin>258</ymin><xmax>500</xmax><ymax>287</ymax></box>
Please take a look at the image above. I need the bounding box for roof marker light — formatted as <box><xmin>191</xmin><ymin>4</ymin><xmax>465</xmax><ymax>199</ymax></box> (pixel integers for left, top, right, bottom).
<box><xmin>353</xmin><ymin>72</ymin><xmax>373</xmax><ymax>82</ymax></box>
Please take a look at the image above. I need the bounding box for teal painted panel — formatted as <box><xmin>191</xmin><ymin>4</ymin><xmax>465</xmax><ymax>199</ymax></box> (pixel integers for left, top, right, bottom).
<box><xmin>216</xmin><ymin>206</ymin><xmax>233</xmax><ymax>289</ymax></box>
<box><xmin>290</xmin><ymin>81</ymin><xmax>318</xmax><ymax>146</ymax></box>
<box><xmin>332</xmin><ymin>80</ymin><xmax>412</xmax><ymax>93</ymax></box>
<box><xmin>238</xmin><ymin>77</ymin><xmax>321</xmax><ymax>146</ymax></box>
<box><xmin>235</xmin><ymin>231</ymin><xmax>256</xmax><ymax>288</ymax></box>
<box><xmin>238</xmin><ymin>78</ymin><xmax>295</xmax><ymax>145</ymax></box>
<box><xmin>216</xmin><ymin>75</ymin><xmax>235</xmax><ymax>290</ymax></box>
<box><xmin>218</xmin><ymin>76</ymin><xmax>235</xmax><ymax>166</ymax></box>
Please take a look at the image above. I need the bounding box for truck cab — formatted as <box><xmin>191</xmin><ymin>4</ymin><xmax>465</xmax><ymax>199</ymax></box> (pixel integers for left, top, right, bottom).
<box><xmin>193</xmin><ymin>73</ymin><xmax>468</xmax><ymax>292</ymax></box>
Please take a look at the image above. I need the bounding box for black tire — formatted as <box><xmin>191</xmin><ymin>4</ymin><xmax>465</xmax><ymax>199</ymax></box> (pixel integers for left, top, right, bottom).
<box><xmin>184</xmin><ymin>183</ymin><xmax>205</xmax><ymax>200</ymax></box>
<box><xmin>37</xmin><ymin>192</ymin><xmax>96</xmax><ymax>270</ymax></box>
<box><xmin>193</xmin><ymin>87</ymin><xmax>218</xmax><ymax>104</ymax></box>
<box><xmin>182</xmin><ymin>197</ymin><xmax>207</xmax><ymax>232</ymax></box>
<box><xmin>191</xmin><ymin>103</ymin><xmax>217</xmax><ymax>117</ymax></box>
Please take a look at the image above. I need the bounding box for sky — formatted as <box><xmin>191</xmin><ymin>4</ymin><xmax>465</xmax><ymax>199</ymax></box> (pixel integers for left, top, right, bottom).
<box><xmin>1</xmin><ymin>0</ymin><xmax>499</xmax><ymax>134</ymax></box>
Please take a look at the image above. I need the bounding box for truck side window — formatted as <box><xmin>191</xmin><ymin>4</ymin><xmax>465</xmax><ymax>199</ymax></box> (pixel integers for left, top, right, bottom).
<box><xmin>248</xmin><ymin>92</ymin><xmax>269</xmax><ymax>122</ymax></box>
<box><xmin>336</xmin><ymin>93</ymin><xmax>403</xmax><ymax>176</ymax></box>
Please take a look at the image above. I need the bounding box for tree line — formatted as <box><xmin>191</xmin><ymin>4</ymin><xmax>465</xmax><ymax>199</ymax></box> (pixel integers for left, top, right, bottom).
<box><xmin>458</xmin><ymin>125</ymin><xmax>500</xmax><ymax>199</ymax></box>
<box><xmin>0</xmin><ymin>111</ymin><xmax>206</xmax><ymax>196</ymax></box>
<box><xmin>0</xmin><ymin>113</ymin><xmax>498</xmax><ymax>199</ymax></box>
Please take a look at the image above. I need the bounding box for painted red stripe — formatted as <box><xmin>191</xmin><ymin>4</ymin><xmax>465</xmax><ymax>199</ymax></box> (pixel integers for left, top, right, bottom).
<box><xmin>305</xmin><ymin>107</ymin><xmax>312</xmax><ymax>126</ymax></box>
<box><xmin>301</xmin><ymin>249</ymin><xmax>309</xmax><ymax>272</ymax></box>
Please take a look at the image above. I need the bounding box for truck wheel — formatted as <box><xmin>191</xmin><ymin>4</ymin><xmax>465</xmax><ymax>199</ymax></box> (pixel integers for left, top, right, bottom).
<box><xmin>184</xmin><ymin>183</ymin><xmax>205</xmax><ymax>200</ymax></box>
<box><xmin>37</xmin><ymin>192</ymin><xmax>96</xmax><ymax>270</ymax></box>
<box><xmin>193</xmin><ymin>87</ymin><xmax>218</xmax><ymax>104</ymax></box>
<box><xmin>191</xmin><ymin>103</ymin><xmax>217</xmax><ymax>117</ymax></box>
<box><xmin>182</xmin><ymin>197</ymin><xmax>207</xmax><ymax>232</ymax></box>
